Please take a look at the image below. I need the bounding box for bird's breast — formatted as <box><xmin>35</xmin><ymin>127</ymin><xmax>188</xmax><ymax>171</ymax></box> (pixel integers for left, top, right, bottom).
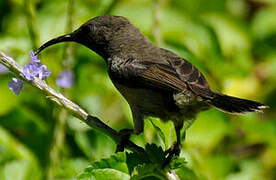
<box><xmin>112</xmin><ymin>81</ymin><xmax>179</xmax><ymax>119</ymax></box>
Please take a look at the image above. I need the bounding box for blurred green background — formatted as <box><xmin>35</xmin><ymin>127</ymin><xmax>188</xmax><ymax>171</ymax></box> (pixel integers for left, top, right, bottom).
<box><xmin>0</xmin><ymin>0</ymin><xmax>276</xmax><ymax>179</ymax></box>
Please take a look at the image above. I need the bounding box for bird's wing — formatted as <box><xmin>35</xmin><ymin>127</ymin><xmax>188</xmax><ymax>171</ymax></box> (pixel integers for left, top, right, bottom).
<box><xmin>109</xmin><ymin>53</ymin><xmax>213</xmax><ymax>98</ymax></box>
<box><xmin>138</xmin><ymin>63</ymin><xmax>187</xmax><ymax>91</ymax></box>
<box><xmin>169</xmin><ymin>57</ymin><xmax>213</xmax><ymax>98</ymax></box>
<box><xmin>137</xmin><ymin>58</ymin><xmax>213</xmax><ymax>98</ymax></box>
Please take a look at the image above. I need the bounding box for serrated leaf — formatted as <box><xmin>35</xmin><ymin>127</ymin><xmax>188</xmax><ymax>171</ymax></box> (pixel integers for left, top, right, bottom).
<box><xmin>131</xmin><ymin>163</ymin><xmax>167</xmax><ymax>180</ymax></box>
<box><xmin>78</xmin><ymin>153</ymin><xmax>129</xmax><ymax>179</ymax></box>
<box><xmin>145</xmin><ymin>144</ymin><xmax>166</xmax><ymax>165</ymax></box>
<box><xmin>78</xmin><ymin>168</ymin><xmax>130</xmax><ymax>180</ymax></box>
<box><xmin>77</xmin><ymin>172</ymin><xmax>94</xmax><ymax>180</ymax></box>
<box><xmin>83</xmin><ymin>152</ymin><xmax>128</xmax><ymax>174</ymax></box>
<box><xmin>126</xmin><ymin>144</ymin><xmax>167</xmax><ymax>175</ymax></box>
<box><xmin>169</xmin><ymin>157</ymin><xmax>186</xmax><ymax>170</ymax></box>
<box><xmin>126</xmin><ymin>151</ymin><xmax>150</xmax><ymax>175</ymax></box>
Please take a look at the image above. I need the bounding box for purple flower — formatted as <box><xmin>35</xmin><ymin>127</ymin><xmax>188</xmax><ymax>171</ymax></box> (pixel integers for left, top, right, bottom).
<box><xmin>30</xmin><ymin>50</ymin><xmax>40</xmax><ymax>63</ymax></box>
<box><xmin>23</xmin><ymin>51</ymin><xmax>51</xmax><ymax>81</ymax></box>
<box><xmin>8</xmin><ymin>78</ymin><xmax>23</xmax><ymax>95</ymax></box>
<box><xmin>7</xmin><ymin>50</ymin><xmax>51</xmax><ymax>95</ymax></box>
<box><xmin>0</xmin><ymin>64</ymin><xmax>9</xmax><ymax>74</ymax></box>
<box><xmin>23</xmin><ymin>62</ymin><xmax>40</xmax><ymax>80</ymax></box>
<box><xmin>56</xmin><ymin>70</ymin><xmax>74</xmax><ymax>88</ymax></box>
<box><xmin>38</xmin><ymin>64</ymin><xmax>51</xmax><ymax>80</ymax></box>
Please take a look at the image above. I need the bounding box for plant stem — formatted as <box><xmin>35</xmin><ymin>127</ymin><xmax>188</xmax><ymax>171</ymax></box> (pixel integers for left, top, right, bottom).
<box><xmin>46</xmin><ymin>109</ymin><xmax>68</xmax><ymax>180</ymax></box>
<box><xmin>46</xmin><ymin>1</ymin><xmax>75</xmax><ymax>178</ymax></box>
<box><xmin>24</xmin><ymin>0</ymin><xmax>40</xmax><ymax>49</ymax></box>
<box><xmin>152</xmin><ymin>0</ymin><xmax>166</xmax><ymax>46</ymax></box>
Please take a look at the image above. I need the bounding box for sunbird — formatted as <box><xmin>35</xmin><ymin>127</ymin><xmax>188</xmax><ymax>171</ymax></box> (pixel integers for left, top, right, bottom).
<box><xmin>36</xmin><ymin>15</ymin><xmax>268</xmax><ymax>163</ymax></box>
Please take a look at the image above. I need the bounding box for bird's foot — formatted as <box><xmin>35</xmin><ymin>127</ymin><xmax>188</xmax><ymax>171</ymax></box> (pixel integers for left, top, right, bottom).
<box><xmin>115</xmin><ymin>129</ymin><xmax>133</xmax><ymax>153</ymax></box>
<box><xmin>163</xmin><ymin>142</ymin><xmax>181</xmax><ymax>168</ymax></box>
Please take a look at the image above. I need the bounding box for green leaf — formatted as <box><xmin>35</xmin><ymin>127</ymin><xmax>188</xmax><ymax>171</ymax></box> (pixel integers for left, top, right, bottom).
<box><xmin>126</xmin><ymin>144</ymin><xmax>167</xmax><ymax>175</ymax></box>
<box><xmin>169</xmin><ymin>157</ymin><xmax>186</xmax><ymax>170</ymax></box>
<box><xmin>251</xmin><ymin>6</ymin><xmax>276</xmax><ymax>39</ymax></box>
<box><xmin>126</xmin><ymin>151</ymin><xmax>150</xmax><ymax>175</ymax></box>
<box><xmin>202</xmin><ymin>13</ymin><xmax>251</xmax><ymax>56</ymax></box>
<box><xmin>84</xmin><ymin>152</ymin><xmax>128</xmax><ymax>174</ymax></box>
<box><xmin>130</xmin><ymin>156</ymin><xmax>189</xmax><ymax>180</ymax></box>
<box><xmin>1</xmin><ymin>159</ymin><xmax>41</xmax><ymax>180</ymax></box>
<box><xmin>74</xmin><ymin>131</ymin><xmax>116</xmax><ymax>161</ymax></box>
<box><xmin>175</xmin><ymin>166</ymin><xmax>198</xmax><ymax>180</ymax></box>
<box><xmin>2</xmin><ymin>160</ymin><xmax>30</xmax><ymax>180</ymax></box>
<box><xmin>130</xmin><ymin>164</ymin><xmax>167</xmax><ymax>180</ymax></box>
<box><xmin>78</xmin><ymin>153</ymin><xmax>129</xmax><ymax>180</ymax></box>
<box><xmin>149</xmin><ymin>118</ymin><xmax>176</xmax><ymax>149</ymax></box>
<box><xmin>78</xmin><ymin>168</ymin><xmax>130</xmax><ymax>180</ymax></box>
<box><xmin>127</xmin><ymin>144</ymin><xmax>190</xmax><ymax>179</ymax></box>
<box><xmin>54</xmin><ymin>158</ymin><xmax>89</xmax><ymax>179</ymax></box>
<box><xmin>145</xmin><ymin>144</ymin><xmax>166</xmax><ymax>165</ymax></box>
<box><xmin>150</xmin><ymin>119</ymin><xmax>166</xmax><ymax>147</ymax></box>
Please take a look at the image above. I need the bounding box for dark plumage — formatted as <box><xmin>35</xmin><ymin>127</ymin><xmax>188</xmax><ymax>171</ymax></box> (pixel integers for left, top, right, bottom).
<box><xmin>35</xmin><ymin>15</ymin><xmax>268</xmax><ymax>162</ymax></box>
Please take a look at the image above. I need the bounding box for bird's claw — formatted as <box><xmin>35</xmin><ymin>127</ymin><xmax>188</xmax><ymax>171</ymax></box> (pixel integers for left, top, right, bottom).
<box><xmin>115</xmin><ymin>129</ymin><xmax>133</xmax><ymax>153</ymax></box>
<box><xmin>163</xmin><ymin>142</ymin><xmax>181</xmax><ymax>168</ymax></box>
<box><xmin>165</xmin><ymin>142</ymin><xmax>181</xmax><ymax>155</ymax></box>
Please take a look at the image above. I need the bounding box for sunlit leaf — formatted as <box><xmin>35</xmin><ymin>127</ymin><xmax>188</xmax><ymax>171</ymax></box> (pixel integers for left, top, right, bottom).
<box><xmin>78</xmin><ymin>168</ymin><xmax>130</xmax><ymax>180</ymax></box>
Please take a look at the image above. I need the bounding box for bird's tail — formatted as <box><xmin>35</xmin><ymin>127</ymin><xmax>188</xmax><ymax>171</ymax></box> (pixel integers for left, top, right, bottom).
<box><xmin>208</xmin><ymin>92</ymin><xmax>268</xmax><ymax>114</ymax></box>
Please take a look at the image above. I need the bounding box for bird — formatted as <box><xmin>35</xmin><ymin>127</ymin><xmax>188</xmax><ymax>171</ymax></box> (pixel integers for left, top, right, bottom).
<box><xmin>35</xmin><ymin>15</ymin><xmax>268</xmax><ymax>164</ymax></box>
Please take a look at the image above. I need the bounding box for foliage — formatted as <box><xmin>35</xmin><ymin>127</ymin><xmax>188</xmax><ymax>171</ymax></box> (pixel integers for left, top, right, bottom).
<box><xmin>0</xmin><ymin>0</ymin><xmax>276</xmax><ymax>179</ymax></box>
<box><xmin>78</xmin><ymin>144</ymin><xmax>192</xmax><ymax>180</ymax></box>
<box><xmin>78</xmin><ymin>152</ymin><xmax>129</xmax><ymax>180</ymax></box>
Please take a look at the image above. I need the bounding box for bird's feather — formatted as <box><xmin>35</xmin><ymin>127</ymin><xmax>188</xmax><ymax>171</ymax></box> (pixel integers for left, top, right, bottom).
<box><xmin>137</xmin><ymin>56</ymin><xmax>213</xmax><ymax>99</ymax></box>
<box><xmin>139</xmin><ymin>65</ymin><xmax>186</xmax><ymax>91</ymax></box>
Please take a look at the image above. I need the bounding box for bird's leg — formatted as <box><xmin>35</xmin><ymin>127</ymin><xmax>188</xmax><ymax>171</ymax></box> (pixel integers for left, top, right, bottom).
<box><xmin>163</xmin><ymin>120</ymin><xmax>183</xmax><ymax>167</ymax></box>
<box><xmin>116</xmin><ymin>128</ymin><xmax>134</xmax><ymax>152</ymax></box>
<box><xmin>115</xmin><ymin>107</ymin><xmax>144</xmax><ymax>153</ymax></box>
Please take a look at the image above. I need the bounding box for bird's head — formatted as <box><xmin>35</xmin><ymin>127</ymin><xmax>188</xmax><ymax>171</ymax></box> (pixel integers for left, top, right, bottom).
<box><xmin>35</xmin><ymin>15</ymin><xmax>139</xmax><ymax>58</ymax></box>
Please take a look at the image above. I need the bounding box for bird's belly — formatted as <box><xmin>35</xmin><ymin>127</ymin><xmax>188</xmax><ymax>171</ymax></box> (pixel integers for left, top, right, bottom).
<box><xmin>113</xmin><ymin>82</ymin><xmax>178</xmax><ymax>118</ymax></box>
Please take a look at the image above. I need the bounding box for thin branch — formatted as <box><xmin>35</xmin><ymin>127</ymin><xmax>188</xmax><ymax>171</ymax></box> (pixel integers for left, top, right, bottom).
<box><xmin>0</xmin><ymin>51</ymin><xmax>146</xmax><ymax>155</ymax></box>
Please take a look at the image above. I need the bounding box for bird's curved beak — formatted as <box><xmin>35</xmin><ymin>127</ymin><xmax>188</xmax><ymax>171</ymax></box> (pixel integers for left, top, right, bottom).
<box><xmin>35</xmin><ymin>33</ymin><xmax>75</xmax><ymax>55</ymax></box>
